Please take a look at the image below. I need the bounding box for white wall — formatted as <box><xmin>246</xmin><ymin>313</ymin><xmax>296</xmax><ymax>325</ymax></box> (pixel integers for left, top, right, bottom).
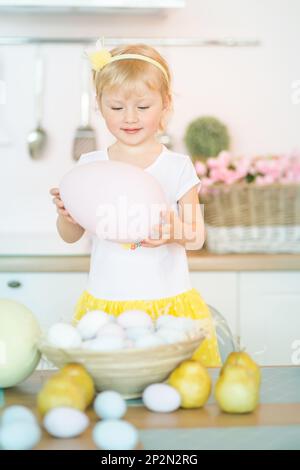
<box><xmin>0</xmin><ymin>0</ymin><xmax>299</xmax><ymax>237</ymax></box>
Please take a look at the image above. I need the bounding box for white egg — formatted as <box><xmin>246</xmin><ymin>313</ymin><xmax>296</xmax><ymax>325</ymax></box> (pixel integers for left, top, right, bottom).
<box><xmin>1</xmin><ymin>406</ymin><xmax>37</xmax><ymax>426</ymax></box>
<box><xmin>142</xmin><ymin>384</ymin><xmax>181</xmax><ymax>413</ymax></box>
<box><xmin>92</xmin><ymin>419</ymin><xmax>138</xmax><ymax>450</ymax></box>
<box><xmin>43</xmin><ymin>407</ymin><xmax>89</xmax><ymax>438</ymax></box>
<box><xmin>0</xmin><ymin>421</ymin><xmax>41</xmax><ymax>450</ymax></box>
<box><xmin>125</xmin><ymin>326</ymin><xmax>153</xmax><ymax>341</ymax></box>
<box><xmin>191</xmin><ymin>319</ymin><xmax>206</xmax><ymax>334</ymax></box>
<box><xmin>167</xmin><ymin>317</ymin><xmax>196</xmax><ymax>333</ymax></box>
<box><xmin>117</xmin><ymin>310</ymin><xmax>153</xmax><ymax>329</ymax></box>
<box><xmin>124</xmin><ymin>339</ymin><xmax>134</xmax><ymax>349</ymax></box>
<box><xmin>134</xmin><ymin>333</ymin><xmax>166</xmax><ymax>349</ymax></box>
<box><xmin>156</xmin><ymin>327</ymin><xmax>187</xmax><ymax>344</ymax></box>
<box><xmin>47</xmin><ymin>323</ymin><xmax>82</xmax><ymax>349</ymax></box>
<box><xmin>156</xmin><ymin>315</ymin><xmax>198</xmax><ymax>333</ymax></box>
<box><xmin>82</xmin><ymin>335</ymin><xmax>125</xmax><ymax>351</ymax></box>
<box><xmin>97</xmin><ymin>323</ymin><xmax>126</xmax><ymax>339</ymax></box>
<box><xmin>94</xmin><ymin>391</ymin><xmax>127</xmax><ymax>420</ymax></box>
<box><xmin>76</xmin><ymin>311</ymin><xmax>111</xmax><ymax>340</ymax></box>
<box><xmin>156</xmin><ymin>314</ymin><xmax>176</xmax><ymax>329</ymax></box>
<box><xmin>108</xmin><ymin>315</ymin><xmax>117</xmax><ymax>323</ymax></box>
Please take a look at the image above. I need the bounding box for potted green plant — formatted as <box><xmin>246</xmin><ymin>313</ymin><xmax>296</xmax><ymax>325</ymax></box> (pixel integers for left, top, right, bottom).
<box><xmin>184</xmin><ymin>116</ymin><xmax>230</xmax><ymax>162</ymax></box>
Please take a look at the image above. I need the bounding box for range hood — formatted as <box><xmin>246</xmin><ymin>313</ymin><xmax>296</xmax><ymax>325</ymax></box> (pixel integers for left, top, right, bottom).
<box><xmin>0</xmin><ymin>0</ymin><xmax>185</xmax><ymax>14</ymax></box>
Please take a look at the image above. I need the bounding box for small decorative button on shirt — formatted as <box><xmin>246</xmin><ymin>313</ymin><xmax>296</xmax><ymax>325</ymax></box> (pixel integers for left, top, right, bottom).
<box><xmin>121</xmin><ymin>241</ymin><xmax>143</xmax><ymax>250</ymax></box>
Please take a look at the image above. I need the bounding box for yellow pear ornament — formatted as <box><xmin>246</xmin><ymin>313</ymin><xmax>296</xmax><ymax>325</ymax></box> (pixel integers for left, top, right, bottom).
<box><xmin>58</xmin><ymin>363</ymin><xmax>95</xmax><ymax>407</ymax></box>
<box><xmin>215</xmin><ymin>364</ymin><xmax>260</xmax><ymax>414</ymax></box>
<box><xmin>221</xmin><ymin>351</ymin><xmax>261</xmax><ymax>386</ymax></box>
<box><xmin>37</xmin><ymin>375</ymin><xmax>86</xmax><ymax>416</ymax></box>
<box><xmin>168</xmin><ymin>360</ymin><xmax>211</xmax><ymax>409</ymax></box>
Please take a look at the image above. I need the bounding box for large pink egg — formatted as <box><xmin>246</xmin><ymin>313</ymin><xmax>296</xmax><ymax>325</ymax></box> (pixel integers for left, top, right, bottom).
<box><xmin>59</xmin><ymin>160</ymin><xmax>167</xmax><ymax>243</ymax></box>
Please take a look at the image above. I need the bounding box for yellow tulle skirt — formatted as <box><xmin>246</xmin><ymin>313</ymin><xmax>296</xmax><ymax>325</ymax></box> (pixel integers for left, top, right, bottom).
<box><xmin>73</xmin><ymin>288</ymin><xmax>222</xmax><ymax>367</ymax></box>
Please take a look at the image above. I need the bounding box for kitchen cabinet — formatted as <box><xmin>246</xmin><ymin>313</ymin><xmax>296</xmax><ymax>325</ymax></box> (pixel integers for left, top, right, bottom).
<box><xmin>239</xmin><ymin>272</ymin><xmax>300</xmax><ymax>366</ymax></box>
<box><xmin>191</xmin><ymin>270</ymin><xmax>300</xmax><ymax>366</ymax></box>
<box><xmin>189</xmin><ymin>271</ymin><xmax>238</xmax><ymax>339</ymax></box>
<box><xmin>0</xmin><ymin>272</ymin><xmax>88</xmax><ymax>332</ymax></box>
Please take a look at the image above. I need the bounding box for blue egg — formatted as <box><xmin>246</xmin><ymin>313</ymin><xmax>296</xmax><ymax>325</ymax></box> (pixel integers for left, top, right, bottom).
<box><xmin>94</xmin><ymin>391</ymin><xmax>127</xmax><ymax>420</ymax></box>
<box><xmin>1</xmin><ymin>405</ymin><xmax>37</xmax><ymax>426</ymax></box>
<box><xmin>0</xmin><ymin>421</ymin><xmax>41</xmax><ymax>450</ymax></box>
<box><xmin>92</xmin><ymin>419</ymin><xmax>138</xmax><ymax>450</ymax></box>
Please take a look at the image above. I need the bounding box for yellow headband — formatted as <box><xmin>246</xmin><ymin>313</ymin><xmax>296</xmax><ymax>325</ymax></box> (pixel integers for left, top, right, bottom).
<box><xmin>86</xmin><ymin>40</ymin><xmax>169</xmax><ymax>84</ymax></box>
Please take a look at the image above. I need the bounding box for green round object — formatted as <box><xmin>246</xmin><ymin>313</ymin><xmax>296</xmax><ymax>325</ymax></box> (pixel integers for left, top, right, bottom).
<box><xmin>0</xmin><ymin>299</ymin><xmax>41</xmax><ymax>388</ymax></box>
<box><xmin>184</xmin><ymin>116</ymin><xmax>230</xmax><ymax>162</ymax></box>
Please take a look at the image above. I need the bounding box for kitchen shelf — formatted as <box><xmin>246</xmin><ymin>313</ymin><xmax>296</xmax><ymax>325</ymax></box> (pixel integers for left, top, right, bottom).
<box><xmin>0</xmin><ymin>36</ymin><xmax>261</xmax><ymax>47</ymax></box>
<box><xmin>0</xmin><ymin>0</ymin><xmax>185</xmax><ymax>15</ymax></box>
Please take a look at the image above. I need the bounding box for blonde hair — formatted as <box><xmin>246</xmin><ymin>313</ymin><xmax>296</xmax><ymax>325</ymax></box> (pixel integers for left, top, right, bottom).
<box><xmin>91</xmin><ymin>43</ymin><xmax>174</xmax><ymax>133</ymax></box>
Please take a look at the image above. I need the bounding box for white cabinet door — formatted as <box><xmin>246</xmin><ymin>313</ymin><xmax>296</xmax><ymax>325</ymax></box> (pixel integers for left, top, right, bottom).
<box><xmin>240</xmin><ymin>272</ymin><xmax>300</xmax><ymax>366</ymax></box>
<box><xmin>189</xmin><ymin>272</ymin><xmax>238</xmax><ymax>338</ymax></box>
<box><xmin>0</xmin><ymin>272</ymin><xmax>88</xmax><ymax>332</ymax></box>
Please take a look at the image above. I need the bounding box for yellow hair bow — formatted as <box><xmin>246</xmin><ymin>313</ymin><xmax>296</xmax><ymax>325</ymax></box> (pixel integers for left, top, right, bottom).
<box><xmin>85</xmin><ymin>37</ymin><xmax>112</xmax><ymax>72</ymax></box>
<box><xmin>87</xmin><ymin>49</ymin><xmax>112</xmax><ymax>72</ymax></box>
<box><xmin>85</xmin><ymin>37</ymin><xmax>169</xmax><ymax>83</ymax></box>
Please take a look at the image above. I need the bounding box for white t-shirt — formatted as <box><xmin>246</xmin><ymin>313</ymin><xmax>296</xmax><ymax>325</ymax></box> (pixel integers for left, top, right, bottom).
<box><xmin>76</xmin><ymin>144</ymin><xmax>201</xmax><ymax>301</ymax></box>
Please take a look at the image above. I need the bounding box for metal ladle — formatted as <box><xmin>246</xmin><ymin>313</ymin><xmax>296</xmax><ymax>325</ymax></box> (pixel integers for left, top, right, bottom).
<box><xmin>27</xmin><ymin>48</ymin><xmax>47</xmax><ymax>159</ymax></box>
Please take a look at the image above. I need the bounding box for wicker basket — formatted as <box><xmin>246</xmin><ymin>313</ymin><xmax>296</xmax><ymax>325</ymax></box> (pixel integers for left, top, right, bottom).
<box><xmin>37</xmin><ymin>328</ymin><xmax>205</xmax><ymax>399</ymax></box>
<box><xmin>201</xmin><ymin>182</ymin><xmax>300</xmax><ymax>253</ymax></box>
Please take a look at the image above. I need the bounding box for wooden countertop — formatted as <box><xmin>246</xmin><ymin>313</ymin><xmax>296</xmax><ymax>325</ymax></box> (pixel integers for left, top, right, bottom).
<box><xmin>2</xmin><ymin>367</ymin><xmax>300</xmax><ymax>450</ymax></box>
<box><xmin>1</xmin><ymin>250</ymin><xmax>300</xmax><ymax>272</ymax></box>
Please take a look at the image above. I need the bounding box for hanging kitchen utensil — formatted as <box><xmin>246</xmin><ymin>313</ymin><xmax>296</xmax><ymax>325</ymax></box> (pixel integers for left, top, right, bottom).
<box><xmin>27</xmin><ymin>47</ymin><xmax>47</xmax><ymax>159</ymax></box>
<box><xmin>0</xmin><ymin>60</ymin><xmax>12</xmax><ymax>147</ymax></box>
<box><xmin>0</xmin><ymin>119</ymin><xmax>11</xmax><ymax>147</ymax></box>
<box><xmin>157</xmin><ymin>129</ymin><xmax>174</xmax><ymax>150</ymax></box>
<box><xmin>72</xmin><ymin>51</ymin><xmax>97</xmax><ymax>161</ymax></box>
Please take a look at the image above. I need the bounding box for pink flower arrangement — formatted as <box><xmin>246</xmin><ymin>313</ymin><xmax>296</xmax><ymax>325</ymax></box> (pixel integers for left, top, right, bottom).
<box><xmin>195</xmin><ymin>150</ymin><xmax>300</xmax><ymax>195</ymax></box>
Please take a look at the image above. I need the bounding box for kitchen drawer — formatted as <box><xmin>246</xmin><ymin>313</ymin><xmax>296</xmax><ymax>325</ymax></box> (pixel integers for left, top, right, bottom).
<box><xmin>0</xmin><ymin>272</ymin><xmax>88</xmax><ymax>332</ymax></box>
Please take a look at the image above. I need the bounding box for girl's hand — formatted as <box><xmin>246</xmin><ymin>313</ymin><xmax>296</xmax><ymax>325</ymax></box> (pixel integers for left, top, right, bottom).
<box><xmin>49</xmin><ymin>187</ymin><xmax>78</xmax><ymax>225</ymax></box>
<box><xmin>141</xmin><ymin>210</ymin><xmax>183</xmax><ymax>248</ymax></box>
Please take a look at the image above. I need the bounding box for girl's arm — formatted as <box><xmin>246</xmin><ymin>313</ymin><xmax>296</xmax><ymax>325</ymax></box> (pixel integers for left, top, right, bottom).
<box><xmin>50</xmin><ymin>187</ymin><xmax>85</xmax><ymax>243</ymax></box>
<box><xmin>176</xmin><ymin>185</ymin><xmax>206</xmax><ymax>250</ymax></box>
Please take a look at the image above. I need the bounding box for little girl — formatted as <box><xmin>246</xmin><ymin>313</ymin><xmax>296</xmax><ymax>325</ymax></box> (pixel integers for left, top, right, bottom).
<box><xmin>50</xmin><ymin>41</ymin><xmax>221</xmax><ymax>367</ymax></box>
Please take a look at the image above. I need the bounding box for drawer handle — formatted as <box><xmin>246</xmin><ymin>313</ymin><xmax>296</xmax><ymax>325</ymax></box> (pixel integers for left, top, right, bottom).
<box><xmin>7</xmin><ymin>280</ymin><xmax>22</xmax><ymax>288</ymax></box>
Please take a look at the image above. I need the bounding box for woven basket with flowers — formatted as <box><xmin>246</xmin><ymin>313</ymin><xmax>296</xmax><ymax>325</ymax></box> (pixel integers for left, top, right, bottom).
<box><xmin>194</xmin><ymin>150</ymin><xmax>300</xmax><ymax>253</ymax></box>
